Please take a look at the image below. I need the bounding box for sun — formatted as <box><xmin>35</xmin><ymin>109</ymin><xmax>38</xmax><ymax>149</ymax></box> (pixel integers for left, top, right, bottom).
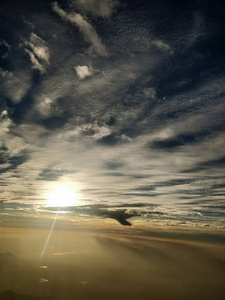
<box><xmin>46</xmin><ymin>184</ymin><xmax>77</xmax><ymax>207</ymax></box>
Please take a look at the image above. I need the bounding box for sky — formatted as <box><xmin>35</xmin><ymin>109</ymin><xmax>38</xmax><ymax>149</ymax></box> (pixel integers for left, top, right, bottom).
<box><xmin>0</xmin><ymin>0</ymin><xmax>225</xmax><ymax>230</ymax></box>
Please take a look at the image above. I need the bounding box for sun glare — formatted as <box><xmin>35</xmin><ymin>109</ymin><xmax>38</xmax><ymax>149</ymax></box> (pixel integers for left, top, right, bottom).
<box><xmin>46</xmin><ymin>184</ymin><xmax>77</xmax><ymax>207</ymax></box>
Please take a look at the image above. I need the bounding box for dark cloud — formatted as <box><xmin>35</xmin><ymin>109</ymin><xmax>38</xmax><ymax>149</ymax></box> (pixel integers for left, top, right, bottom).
<box><xmin>43</xmin><ymin>202</ymin><xmax>160</xmax><ymax>226</ymax></box>
<box><xmin>150</xmin><ymin>117</ymin><xmax>225</xmax><ymax>150</ymax></box>
<box><xmin>199</xmin><ymin>156</ymin><xmax>225</xmax><ymax>168</ymax></box>
<box><xmin>175</xmin><ymin>188</ymin><xmax>224</xmax><ymax>196</ymax></box>
<box><xmin>97</xmin><ymin>133</ymin><xmax>121</xmax><ymax>146</ymax></box>
<box><xmin>184</xmin><ymin>156</ymin><xmax>225</xmax><ymax>173</ymax></box>
<box><xmin>41</xmin><ymin>115</ymin><xmax>69</xmax><ymax>130</ymax></box>
<box><xmin>105</xmin><ymin>116</ymin><xmax>116</xmax><ymax>126</ymax></box>
<box><xmin>119</xmin><ymin>193</ymin><xmax>160</xmax><ymax>197</ymax></box>
<box><xmin>100</xmin><ymin>209</ymin><xmax>133</xmax><ymax>226</ymax></box>
<box><xmin>0</xmin><ymin>201</ymin><xmax>35</xmax><ymax>214</ymax></box>
<box><xmin>151</xmin><ymin>132</ymin><xmax>203</xmax><ymax>149</ymax></box>
<box><xmin>0</xmin><ymin>154</ymin><xmax>29</xmax><ymax>174</ymax></box>
<box><xmin>37</xmin><ymin>168</ymin><xmax>76</xmax><ymax>181</ymax></box>
<box><xmin>133</xmin><ymin>178</ymin><xmax>197</xmax><ymax>191</ymax></box>
<box><xmin>104</xmin><ymin>161</ymin><xmax>124</xmax><ymax>170</ymax></box>
<box><xmin>102</xmin><ymin>172</ymin><xmax>125</xmax><ymax>177</ymax></box>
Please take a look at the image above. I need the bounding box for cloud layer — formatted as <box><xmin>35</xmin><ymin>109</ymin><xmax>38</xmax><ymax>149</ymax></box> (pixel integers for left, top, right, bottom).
<box><xmin>0</xmin><ymin>0</ymin><xmax>225</xmax><ymax>228</ymax></box>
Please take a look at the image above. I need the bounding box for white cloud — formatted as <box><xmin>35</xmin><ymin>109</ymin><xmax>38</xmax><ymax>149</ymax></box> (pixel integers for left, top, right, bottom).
<box><xmin>79</xmin><ymin>121</ymin><xmax>111</xmax><ymax>138</ymax></box>
<box><xmin>5</xmin><ymin>136</ymin><xmax>28</xmax><ymax>156</ymax></box>
<box><xmin>36</xmin><ymin>96</ymin><xmax>54</xmax><ymax>117</ymax></box>
<box><xmin>0</xmin><ymin>118</ymin><xmax>27</xmax><ymax>156</ymax></box>
<box><xmin>52</xmin><ymin>2</ymin><xmax>107</xmax><ymax>56</ymax></box>
<box><xmin>0</xmin><ymin>117</ymin><xmax>11</xmax><ymax>136</ymax></box>
<box><xmin>74</xmin><ymin>0</ymin><xmax>119</xmax><ymax>17</ymax></box>
<box><xmin>0</xmin><ymin>110</ymin><xmax>8</xmax><ymax>119</ymax></box>
<box><xmin>29</xmin><ymin>33</ymin><xmax>50</xmax><ymax>64</ymax></box>
<box><xmin>75</xmin><ymin>65</ymin><xmax>92</xmax><ymax>79</ymax></box>
<box><xmin>25</xmin><ymin>49</ymin><xmax>46</xmax><ymax>74</ymax></box>
<box><xmin>24</xmin><ymin>33</ymin><xmax>50</xmax><ymax>74</ymax></box>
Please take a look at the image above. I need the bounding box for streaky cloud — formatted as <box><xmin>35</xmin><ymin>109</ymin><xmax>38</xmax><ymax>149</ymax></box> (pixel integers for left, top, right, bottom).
<box><xmin>52</xmin><ymin>2</ymin><xmax>107</xmax><ymax>56</ymax></box>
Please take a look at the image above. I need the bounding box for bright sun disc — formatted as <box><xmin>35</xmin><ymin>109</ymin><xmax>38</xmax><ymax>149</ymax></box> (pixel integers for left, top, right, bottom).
<box><xmin>46</xmin><ymin>185</ymin><xmax>77</xmax><ymax>207</ymax></box>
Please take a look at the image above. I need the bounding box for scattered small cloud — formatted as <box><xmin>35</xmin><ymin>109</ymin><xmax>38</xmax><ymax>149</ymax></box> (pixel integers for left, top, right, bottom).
<box><xmin>79</xmin><ymin>121</ymin><xmax>111</xmax><ymax>138</ymax></box>
<box><xmin>0</xmin><ymin>110</ymin><xmax>8</xmax><ymax>119</ymax></box>
<box><xmin>75</xmin><ymin>65</ymin><xmax>92</xmax><ymax>79</ymax></box>
<box><xmin>151</xmin><ymin>40</ymin><xmax>173</xmax><ymax>53</ymax></box>
<box><xmin>0</xmin><ymin>68</ymin><xmax>31</xmax><ymax>103</ymax></box>
<box><xmin>144</xmin><ymin>87</ymin><xmax>156</xmax><ymax>99</ymax></box>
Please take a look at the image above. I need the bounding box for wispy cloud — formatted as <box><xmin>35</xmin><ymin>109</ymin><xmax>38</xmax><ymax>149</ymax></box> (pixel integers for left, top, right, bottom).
<box><xmin>35</xmin><ymin>96</ymin><xmax>54</xmax><ymax>118</ymax></box>
<box><xmin>25</xmin><ymin>49</ymin><xmax>46</xmax><ymax>73</ymax></box>
<box><xmin>26</xmin><ymin>33</ymin><xmax>50</xmax><ymax>64</ymax></box>
<box><xmin>52</xmin><ymin>2</ymin><xmax>107</xmax><ymax>56</ymax></box>
<box><xmin>0</xmin><ymin>38</ymin><xmax>11</xmax><ymax>59</ymax></box>
<box><xmin>24</xmin><ymin>33</ymin><xmax>50</xmax><ymax>73</ymax></box>
<box><xmin>150</xmin><ymin>40</ymin><xmax>173</xmax><ymax>53</ymax></box>
<box><xmin>74</xmin><ymin>0</ymin><xmax>119</xmax><ymax>17</ymax></box>
<box><xmin>0</xmin><ymin>68</ymin><xmax>31</xmax><ymax>103</ymax></box>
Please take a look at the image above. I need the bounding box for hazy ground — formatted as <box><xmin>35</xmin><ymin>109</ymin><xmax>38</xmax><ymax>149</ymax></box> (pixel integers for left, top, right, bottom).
<box><xmin>0</xmin><ymin>225</ymin><xmax>225</xmax><ymax>300</ymax></box>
